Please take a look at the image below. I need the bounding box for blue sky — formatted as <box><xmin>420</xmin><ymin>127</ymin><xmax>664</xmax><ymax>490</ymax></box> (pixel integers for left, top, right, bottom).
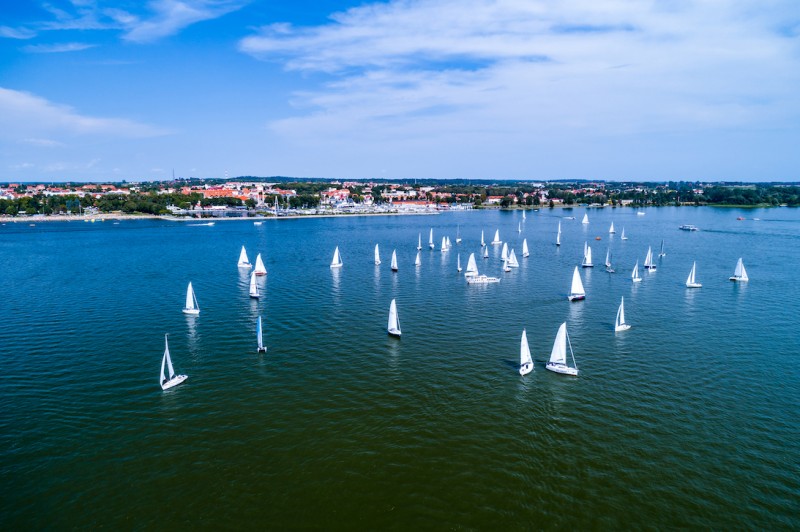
<box><xmin>1</xmin><ymin>0</ymin><xmax>799</xmax><ymax>183</ymax></box>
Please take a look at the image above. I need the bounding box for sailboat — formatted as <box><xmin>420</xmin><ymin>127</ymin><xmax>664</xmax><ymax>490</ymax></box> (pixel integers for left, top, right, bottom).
<box><xmin>491</xmin><ymin>229</ymin><xmax>502</xmax><ymax>245</ymax></box>
<box><xmin>643</xmin><ymin>246</ymin><xmax>656</xmax><ymax>271</ymax></box>
<box><xmin>522</xmin><ymin>238</ymin><xmax>530</xmax><ymax>258</ymax></box>
<box><xmin>507</xmin><ymin>249</ymin><xmax>519</xmax><ymax>268</ymax></box>
<box><xmin>417</xmin><ymin>233</ymin><xmax>422</xmax><ymax>251</ymax></box>
<box><xmin>483</xmin><ymin>246</ymin><xmax>489</xmax><ymax>259</ymax></box>
<box><xmin>582</xmin><ymin>213</ymin><xmax>589</xmax><ymax>224</ymax></box>
<box><xmin>429</xmin><ymin>228</ymin><xmax>435</xmax><ymax>249</ymax></box>
<box><xmin>480</xmin><ymin>230</ymin><xmax>486</xmax><ymax>247</ymax></box>
<box><xmin>182</xmin><ymin>282</ymin><xmax>200</xmax><ymax>315</ymax></box>
<box><xmin>456</xmin><ymin>225</ymin><xmax>462</xmax><ymax>244</ymax></box>
<box><xmin>632</xmin><ymin>260</ymin><xmax>642</xmax><ymax>283</ymax></box>
<box><xmin>545</xmin><ymin>322</ymin><xmax>579</xmax><ymax>376</ymax></box>
<box><xmin>729</xmin><ymin>257</ymin><xmax>749</xmax><ymax>282</ymax></box>
<box><xmin>614</xmin><ymin>296</ymin><xmax>631</xmax><ymax>332</ymax></box>
<box><xmin>501</xmin><ymin>242</ymin><xmax>509</xmax><ymax>262</ymax></box>
<box><xmin>686</xmin><ymin>261</ymin><xmax>702</xmax><ymax>288</ymax></box>
<box><xmin>387</xmin><ymin>299</ymin><xmax>401</xmax><ymax>337</ymax></box>
<box><xmin>621</xmin><ymin>227</ymin><xmax>628</xmax><ymax>240</ymax></box>
<box><xmin>582</xmin><ymin>242</ymin><xmax>593</xmax><ymax>268</ymax></box>
<box><xmin>503</xmin><ymin>259</ymin><xmax>511</xmax><ymax>272</ymax></box>
<box><xmin>391</xmin><ymin>250</ymin><xmax>398</xmax><ymax>272</ymax></box>
<box><xmin>254</xmin><ymin>253</ymin><xmax>267</xmax><ymax>276</ymax></box>
<box><xmin>519</xmin><ymin>329</ymin><xmax>533</xmax><ymax>376</ymax></box>
<box><xmin>568</xmin><ymin>266</ymin><xmax>585</xmax><ymax>301</ymax></box>
<box><xmin>415</xmin><ymin>251</ymin><xmax>421</xmax><ymax>266</ymax></box>
<box><xmin>457</xmin><ymin>254</ymin><xmax>462</xmax><ymax>272</ymax></box>
<box><xmin>609</xmin><ymin>222</ymin><xmax>616</xmax><ymax>234</ymax></box>
<box><xmin>605</xmin><ymin>249</ymin><xmax>614</xmax><ymax>273</ymax></box>
<box><xmin>446</xmin><ymin>236</ymin><xmax>452</xmax><ymax>249</ymax></box>
<box><xmin>256</xmin><ymin>316</ymin><xmax>267</xmax><ymax>352</ymax></box>
<box><xmin>441</xmin><ymin>236</ymin><xmax>447</xmax><ymax>252</ymax></box>
<box><xmin>658</xmin><ymin>239</ymin><xmax>666</xmax><ymax>257</ymax></box>
<box><xmin>330</xmin><ymin>246</ymin><xmax>343</xmax><ymax>268</ymax></box>
<box><xmin>465</xmin><ymin>253</ymin><xmax>478</xmax><ymax>277</ymax></box>
<box><xmin>237</xmin><ymin>246</ymin><xmax>251</xmax><ymax>268</ymax></box>
<box><xmin>160</xmin><ymin>334</ymin><xmax>187</xmax><ymax>390</ymax></box>
<box><xmin>556</xmin><ymin>222</ymin><xmax>562</xmax><ymax>246</ymax></box>
<box><xmin>249</xmin><ymin>271</ymin><xmax>260</xmax><ymax>299</ymax></box>
<box><xmin>374</xmin><ymin>244</ymin><xmax>381</xmax><ymax>265</ymax></box>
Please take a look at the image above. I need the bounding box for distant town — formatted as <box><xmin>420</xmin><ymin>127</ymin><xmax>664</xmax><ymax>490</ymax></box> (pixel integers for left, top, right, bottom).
<box><xmin>1</xmin><ymin>177</ymin><xmax>798</xmax><ymax>219</ymax></box>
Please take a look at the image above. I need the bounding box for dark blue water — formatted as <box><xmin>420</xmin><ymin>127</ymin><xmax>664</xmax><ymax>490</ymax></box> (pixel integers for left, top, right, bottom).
<box><xmin>1</xmin><ymin>207</ymin><xmax>798</xmax><ymax>528</ymax></box>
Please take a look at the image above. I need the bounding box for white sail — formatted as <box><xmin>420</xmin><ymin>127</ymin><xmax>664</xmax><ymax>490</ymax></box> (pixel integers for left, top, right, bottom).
<box><xmin>483</xmin><ymin>246</ymin><xmax>489</xmax><ymax>259</ymax></box>
<box><xmin>632</xmin><ymin>260</ymin><xmax>642</xmax><ymax>282</ymax></box>
<box><xmin>456</xmin><ymin>225</ymin><xmax>461</xmax><ymax>244</ymax></box>
<box><xmin>391</xmin><ymin>250</ymin><xmax>398</xmax><ymax>271</ymax></box>
<box><xmin>644</xmin><ymin>246</ymin><xmax>655</xmax><ymax>270</ymax></box>
<box><xmin>549</xmin><ymin>323</ymin><xmax>568</xmax><ymax>365</ymax></box>
<box><xmin>730</xmin><ymin>257</ymin><xmax>748</xmax><ymax>281</ymax></box>
<box><xmin>330</xmin><ymin>246</ymin><xmax>342</xmax><ymax>268</ymax></box>
<box><xmin>417</xmin><ymin>233</ymin><xmax>422</xmax><ymax>250</ymax></box>
<box><xmin>160</xmin><ymin>334</ymin><xmax>187</xmax><ymax>390</ymax></box>
<box><xmin>237</xmin><ymin>246</ymin><xmax>251</xmax><ymax>268</ymax></box>
<box><xmin>387</xmin><ymin>299</ymin><xmax>401</xmax><ymax>336</ymax></box>
<box><xmin>429</xmin><ymin>228</ymin><xmax>434</xmax><ymax>249</ymax></box>
<box><xmin>457</xmin><ymin>254</ymin><xmax>462</xmax><ymax>272</ymax></box>
<box><xmin>568</xmin><ymin>266</ymin><xmax>585</xmax><ymax>300</ymax></box>
<box><xmin>522</xmin><ymin>211</ymin><xmax>526</xmax><ymax>221</ymax></box>
<box><xmin>491</xmin><ymin>229</ymin><xmax>501</xmax><ymax>245</ymax></box>
<box><xmin>374</xmin><ymin>244</ymin><xmax>381</xmax><ymax>265</ymax></box>
<box><xmin>519</xmin><ymin>329</ymin><xmax>533</xmax><ymax>375</ymax></box>
<box><xmin>686</xmin><ymin>261</ymin><xmax>702</xmax><ymax>288</ymax></box>
<box><xmin>441</xmin><ymin>236</ymin><xmax>447</xmax><ymax>252</ymax></box>
<box><xmin>182</xmin><ymin>282</ymin><xmax>199</xmax><ymax>315</ymax></box>
<box><xmin>609</xmin><ymin>222</ymin><xmax>615</xmax><ymax>234</ymax></box>
<box><xmin>605</xmin><ymin>249</ymin><xmax>611</xmax><ymax>268</ymax></box>
<box><xmin>465</xmin><ymin>253</ymin><xmax>478</xmax><ymax>276</ymax></box>
<box><xmin>256</xmin><ymin>316</ymin><xmax>266</xmax><ymax>352</ymax></box>
<box><xmin>481</xmin><ymin>230</ymin><xmax>486</xmax><ymax>247</ymax></box>
<box><xmin>522</xmin><ymin>238</ymin><xmax>529</xmax><ymax>258</ymax></box>
<box><xmin>582</xmin><ymin>243</ymin><xmax>593</xmax><ymax>267</ymax></box>
<box><xmin>556</xmin><ymin>222</ymin><xmax>561</xmax><ymax>246</ymax></box>
<box><xmin>501</xmin><ymin>242</ymin><xmax>509</xmax><ymax>262</ymax></box>
<box><xmin>582</xmin><ymin>213</ymin><xmax>589</xmax><ymax>224</ymax></box>
<box><xmin>507</xmin><ymin>249</ymin><xmax>519</xmax><ymax>268</ymax></box>
<box><xmin>415</xmin><ymin>251</ymin><xmax>421</xmax><ymax>266</ymax></box>
<box><xmin>615</xmin><ymin>296</ymin><xmax>631</xmax><ymax>331</ymax></box>
<box><xmin>446</xmin><ymin>236</ymin><xmax>452</xmax><ymax>248</ymax></box>
<box><xmin>621</xmin><ymin>227</ymin><xmax>627</xmax><ymax>240</ymax></box>
<box><xmin>249</xmin><ymin>271</ymin><xmax>259</xmax><ymax>298</ymax></box>
<box><xmin>518</xmin><ymin>222</ymin><xmax>522</xmax><ymax>233</ymax></box>
<box><xmin>659</xmin><ymin>239</ymin><xmax>666</xmax><ymax>257</ymax></box>
<box><xmin>254</xmin><ymin>253</ymin><xmax>267</xmax><ymax>276</ymax></box>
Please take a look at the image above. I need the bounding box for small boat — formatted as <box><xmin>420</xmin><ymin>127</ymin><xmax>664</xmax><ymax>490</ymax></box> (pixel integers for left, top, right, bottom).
<box><xmin>522</xmin><ymin>238</ymin><xmax>530</xmax><ymax>258</ymax></box>
<box><xmin>729</xmin><ymin>257</ymin><xmax>749</xmax><ymax>282</ymax></box>
<box><xmin>417</xmin><ymin>233</ymin><xmax>422</xmax><ymax>251</ymax></box>
<box><xmin>330</xmin><ymin>246</ymin><xmax>343</xmax><ymax>268</ymax></box>
<box><xmin>679</xmin><ymin>224</ymin><xmax>699</xmax><ymax>231</ymax></box>
<box><xmin>491</xmin><ymin>229</ymin><xmax>502</xmax><ymax>245</ymax></box>
<box><xmin>632</xmin><ymin>260</ymin><xmax>642</xmax><ymax>283</ymax></box>
<box><xmin>686</xmin><ymin>261</ymin><xmax>702</xmax><ymax>288</ymax></box>
<box><xmin>441</xmin><ymin>236</ymin><xmax>447</xmax><ymax>252</ymax></box>
<box><xmin>465</xmin><ymin>253</ymin><xmax>478</xmax><ymax>277</ymax></box>
<box><xmin>545</xmin><ymin>322</ymin><xmax>579</xmax><ymax>376</ymax></box>
<box><xmin>736</xmin><ymin>216</ymin><xmax>745</xmax><ymax>221</ymax></box>
<box><xmin>466</xmin><ymin>274</ymin><xmax>500</xmax><ymax>284</ymax></box>
<box><xmin>456</xmin><ymin>225</ymin><xmax>462</xmax><ymax>244</ymax></box>
<box><xmin>658</xmin><ymin>239</ymin><xmax>666</xmax><ymax>257</ymax></box>
<box><xmin>254</xmin><ymin>253</ymin><xmax>267</xmax><ymax>276</ymax></box>
<box><xmin>556</xmin><ymin>221</ymin><xmax>562</xmax><ymax>246</ymax></box>
<box><xmin>621</xmin><ymin>227</ymin><xmax>628</xmax><ymax>240</ymax></box>
<box><xmin>391</xmin><ymin>250</ymin><xmax>398</xmax><ymax>272</ymax></box>
<box><xmin>637</xmin><ymin>211</ymin><xmax>645</xmax><ymax>216</ymax></box>
<box><xmin>582</xmin><ymin>213</ymin><xmax>589</xmax><ymax>225</ymax></box>
<box><xmin>256</xmin><ymin>316</ymin><xmax>267</xmax><ymax>353</ymax></box>
<box><xmin>483</xmin><ymin>246</ymin><xmax>489</xmax><ymax>259</ymax></box>
<box><xmin>643</xmin><ymin>246</ymin><xmax>656</xmax><ymax>271</ymax></box>
<box><xmin>519</xmin><ymin>329</ymin><xmax>533</xmax><ymax>376</ymax></box>
<box><xmin>253</xmin><ymin>221</ymin><xmax>263</xmax><ymax>226</ymax></box>
<box><xmin>614</xmin><ymin>296</ymin><xmax>631</xmax><ymax>332</ymax></box>
<box><xmin>609</xmin><ymin>222</ymin><xmax>616</xmax><ymax>234</ymax></box>
<box><xmin>415</xmin><ymin>250</ymin><xmax>421</xmax><ymax>266</ymax></box>
<box><xmin>457</xmin><ymin>254</ymin><xmax>462</xmax><ymax>272</ymax></box>
<box><xmin>480</xmin><ymin>230</ymin><xmax>486</xmax><ymax>247</ymax></box>
<box><xmin>237</xmin><ymin>246</ymin><xmax>251</xmax><ymax>268</ymax></box>
<box><xmin>581</xmin><ymin>242</ymin><xmax>593</xmax><ymax>268</ymax></box>
<box><xmin>160</xmin><ymin>334</ymin><xmax>188</xmax><ymax>390</ymax></box>
<box><xmin>429</xmin><ymin>228</ymin><xmax>435</xmax><ymax>250</ymax></box>
<box><xmin>605</xmin><ymin>249</ymin><xmax>614</xmax><ymax>273</ymax></box>
<box><xmin>387</xmin><ymin>299</ymin><xmax>401</xmax><ymax>337</ymax></box>
<box><xmin>563</xmin><ymin>216</ymin><xmax>575</xmax><ymax>220</ymax></box>
<box><xmin>507</xmin><ymin>249</ymin><xmax>519</xmax><ymax>268</ymax></box>
<box><xmin>501</xmin><ymin>242</ymin><xmax>509</xmax><ymax>262</ymax></box>
<box><xmin>182</xmin><ymin>282</ymin><xmax>200</xmax><ymax>315</ymax></box>
<box><xmin>374</xmin><ymin>244</ymin><xmax>381</xmax><ymax>265</ymax></box>
<box><xmin>568</xmin><ymin>266</ymin><xmax>586</xmax><ymax>301</ymax></box>
<box><xmin>249</xmin><ymin>271</ymin><xmax>260</xmax><ymax>299</ymax></box>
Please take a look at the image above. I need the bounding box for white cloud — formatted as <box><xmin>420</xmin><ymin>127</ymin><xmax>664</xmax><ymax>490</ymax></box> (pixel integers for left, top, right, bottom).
<box><xmin>23</xmin><ymin>138</ymin><xmax>65</xmax><ymax>147</ymax></box>
<box><xmin>122</xmin><ymin>0</ymin><xmax>244</xmax><ymax>43</ymax></box>
<box><xmin>0</xmin><ymin>87</ymin><xmax>171</xmax><ymax>139</ymax></box>
<box><xmin>0</xmin><ymin>26</ymin><xmax>37</xmax><ymax>39</ymax></box>
<box><xmin>22</xmin><ymin>42</ymin><xmax>97</xmax><ymax>53</ymax></box>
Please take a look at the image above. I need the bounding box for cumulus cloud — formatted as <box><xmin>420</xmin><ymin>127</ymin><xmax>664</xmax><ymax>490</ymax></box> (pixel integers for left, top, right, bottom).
<box><xmin>0</xmin><ymin>87</ymin><xmax>171</xmax><ymax>139</ymax></box>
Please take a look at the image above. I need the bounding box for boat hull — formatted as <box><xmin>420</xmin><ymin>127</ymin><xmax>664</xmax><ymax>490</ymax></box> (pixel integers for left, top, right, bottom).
<box><xmin>729</xmin><ymin>276</ymin><xmax>747</xmax><ymax>282</ymax></box>
<box><xmin>330</xmin><ymin>264</ymin><xmax>342</xmax><ymax>269</ymax></box>
<box><xmin>388</xmin><ymin>329</ymin><xmax>401</xmax><ymax>337</ymax></box>
<box><xmin>249</xmin><ymin>294</ymin><xmax>260</xmax><ymax>299</ymax></box>
<box><xmin>582</xmin><ymin>263</ymin><xmax>593</xmax><ymax>268</ymax></box>
<box><xmin>161</xmin><ymin>375</ymin><xmax>188</xmax><ymax>390</ymax></box>
<box><xmin>238</xmin><ymin>263</ymin><xmax>251</xmax><ymax>268</ymax></box>
<box><xmin>546</xmin><ymin>363</ymin><xmax>578</xmax><ymax>376</ymax></box>
<box><xmin>568</xmin><ymin>294</ymin><xmax>585</xmax><ymax>301</ymax></box>
<box><xmin>686</xmin><ymin>282</ymin><xmax>702</xmax><ymax>288</ymax></box>
<box><xmin>615</xmin><ymin>324</ymin><xmax>631</xmax><ymax>332</ymax></box>
<box><xmin>182</xmin><ymin>308</ymin><xmax>200</xmax><ymax>315</ymax></box>
<box><xmin>519</xmin><ymin>363</ymin><xmax>533</xmax><ymax>376</ymax></box>
<box><xmin>257</xmin><ymin>347</ymin><xmax>267</xmax><ymax>353</ymax></box>
<box><xmin>255</xmin><ymin>271</ymin><xmax>267</xmax><ymax>276</ymax></box>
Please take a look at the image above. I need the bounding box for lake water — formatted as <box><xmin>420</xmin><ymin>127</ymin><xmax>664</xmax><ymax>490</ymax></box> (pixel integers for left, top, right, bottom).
<box><xmin>1</xmin><ymin>207</ymin><xmax>798</xmax><ymax>529</ymax></box>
